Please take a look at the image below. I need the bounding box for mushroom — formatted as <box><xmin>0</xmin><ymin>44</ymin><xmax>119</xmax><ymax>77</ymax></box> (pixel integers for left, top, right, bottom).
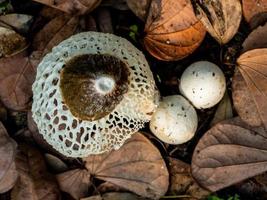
<box><xmin>32</xmin><ymin>32</ymin><xmax>159</xmax><ymax>157</ymax></box>
<box><xmin>149</xmin><ymin>95</ymin><xmax>198</xmax><ymax>144</ymax></box>
<box><xmin>179</xmin><ymin>61</ymin><xmax>226</xmax><ymax>109</ymax></box>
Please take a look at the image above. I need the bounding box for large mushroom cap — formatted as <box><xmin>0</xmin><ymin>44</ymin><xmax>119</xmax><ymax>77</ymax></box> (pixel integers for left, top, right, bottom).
<box><xmin>149</xmin><ymin>95</ymin><xmax>198</xmax><ymax>145</ymax></box>
<box><xmin>179</xmin><ymin>61</ymin><xmax>226</xmax><ymax>109</ymax></box>
<box><xmin>32</xmin><ymin>32</ymin><xmax>159</xmax><ymax>157</ymax></box>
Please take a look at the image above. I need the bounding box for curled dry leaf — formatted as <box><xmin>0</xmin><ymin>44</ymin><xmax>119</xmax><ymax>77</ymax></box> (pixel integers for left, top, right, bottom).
<box><xmin>191</xmin><ymin>118</ymin><xmax>267</xmax><ymax>192</ymax></box>
<box><xmin>168</xmin><ymin>157</ymin><xmax>210</xmax><ymax>199</ymax></box>
<box><xmin>126</xmin><ymin>0</ymin><xmax>152</xmax><ymax>21</ymax></box>
<box><xmin>236</xmin><ymin>48</ymin><xmax>267</xmax><ymax>129</ymax></box>
<box><xmin>195</xmin><ymin>0</ymin><xmax>242</xmax><ymax>44</ymax></box>
<box><xmin>242</xmin><ymin>0</ymin><xmax>267</xmax><ymax>28</ymax></box>
<box><xmin>242</xmin><ymin>22</ymin><xmax>267</xmax><ymax>52</ymax></box>
<box><xmin>210</xmin><ymin>92</ymin><xmax>233</xmax><ymax>126</ymax></box>
<box><xmin>0</xmin><ymin>14</ymin><xmax>34</xmax><ymax>34</ymax></box>
<box><xmin>83</xmin><ymin>133</ymin><xmax>169</xmax><ymax>199</ymax></box>
<box><xmin>144</xmin><ymin>0</ymin><xmax>206</xmax><ymax>61</ymax></box>
<box><xmin>11</xmin><ymin>144</ymin><xmax>61</xmax><ymax>200</ymax></box>
<box><xmin>81</xmin><ymin>192</ymin><xmax>146</xmax><ymax>200</ymax></box>
<box><xmin>56</xmin><ymin>169</ymin><xmax>91</xmax><ymax>199</ymax></box>
<box><xmin>0</xmin><ymin>50</ymin><xmax>36</xmax><ymax>111</ymax></box>
<box><xmin>0</xmin><ymin>122</ymin><xmax>18</xmax><ymax>193</ymax></box>
<box><xmin>33</xmin><ymin>0</ymin><xmax>102</xmax><ymax>15</ymax></box>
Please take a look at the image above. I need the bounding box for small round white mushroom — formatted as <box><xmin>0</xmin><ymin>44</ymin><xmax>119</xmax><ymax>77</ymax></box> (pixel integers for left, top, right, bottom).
<box><xmin>149</xmin><ymin>95</ymin><xmax>198</xmax><ymax>144</ymax></box>
<box><xmin>179</xmin><ymin>61</ymin><xmax>226</xmax><ymax>109</ymax></box>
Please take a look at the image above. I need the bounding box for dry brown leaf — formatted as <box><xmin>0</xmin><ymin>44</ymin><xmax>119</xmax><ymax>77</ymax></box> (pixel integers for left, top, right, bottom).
<box><xmin>126</xmin><ymin>0</ymin><xmax>152</xmax><ymax>21</ymax></box>
<box><xmin>0</xmin><ymin>122</ymin><xmax>18</xmax><ymax>193</ymax></box>
<box><xmin>232</xmin><ymin>68</ymin><xmax>262</xmax><ymax>127</ymax></box>
<box><xmin>168</xmin><ymin>157</ymin><xmax>210</xmax><ymax>199</ymax></box>
<box><xmin>81</xmin><ymin>192</ymin><xmax>146</xmax><ymax>200</ymax></box>
<box><xmin>0</xmin><ymin>50</ymin><xmax>36</xmax><ymax>111</ymax></box>
<box><xmin>191</xmin><ymin>117</ymin><xmax>267</xmax><ymax>192</ymax></box>
<box><xmin>236</xmin><ymin>48</ymin><xmax>267</xmax><ymax>129</ymax></box>
<box><xmin>195</xmin><ymin>0</ymin><xmax>242</xmax><ymax>44</ymax></box>
<box><xmin>144</xmin><ymin>0</ymin><xmax>206</xmax><ymax>61</ymax></box>
<box><xmin>84</xmin><ymin>133</ymin><xmax>169</xmax><ymax>199</ymax></box>
<box><xmin>11</xmin><ymin>144</ymin><xmax>61</xmax><ymax>200</ymax></box>
<box><xmin>56</xmin><ymin>169</ymin><xmax>91</xmax><ymax>199</ymax></box>
<box><xmin>44</xmin><ymin>154</ymin><xmax>68</xmax><ymax>173</ymax></box>
<box><xmin>210</xmin><ymin>92</ymin><xmax>233</xmax><ymax>126</ymax></box>
<box><xmin>32</xmin><ymin>14</ymin><xmax>79</xmax><ymax>58</ymax></box>
<box><xmin>95</xmin><ymin>8</ymin><xmax>113</xmax><ymax>33</ymax></box>
<box><xmin>242</xmin><ymin>22</ymin><xmax>267</xmax><ymax>52</ymax></box>
<box><xmin>33</xmin><ymin>0</ymin><xmax>101</xmax><ymax>15</ymax></box>
<box><xmin>0</xmin><ymin>14</ymin><xmax>33</xmax><ymax>34</ymax></box>
<box><xmin>242</xmin><ymin>0</ymin><xmax>267</xmax><ymax>28</ymax></box>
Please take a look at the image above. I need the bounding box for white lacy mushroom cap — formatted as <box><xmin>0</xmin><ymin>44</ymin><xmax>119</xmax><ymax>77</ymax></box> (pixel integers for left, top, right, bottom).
<box><xmin>149</xmin><ymin>95</ymin><xmax>198</xmax><ymax>144</ymax></box>
<box><xmin>32</xmin><ymin>32</ymin><xmax>159</xmax><ymax>157</ymax></box>
<box><xmin>179</xmin><ymin>61</ymin><xmax>226</xmax><ymax>109</ymax></box>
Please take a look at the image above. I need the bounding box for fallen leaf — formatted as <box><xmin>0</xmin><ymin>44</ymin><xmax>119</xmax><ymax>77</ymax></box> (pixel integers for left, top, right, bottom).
<box><xmin>210</xmin><ymin>92</ymin><xmax>233</xmax><ymax>126</ymax></box>
<box><xmin>11</xmin><ymin>144</ymin><xmax>61</xmax><ymax>200</ymax></box>
<box><xmin>83</xmin><ymin>133</ymin><xmax>169</xmax><ymax>199</ymax></box>
<box><xmin>81</xmin><ymin>192</ymin><xmax>146</xmax><ymax>200</ymax></box>
<box><xmin>168</xmin><ymin>157</ymin><xmax>210</xmax><ymax>199</ymax></box>
<box><xmin>31</xmin><ymin>14</ymin><xmax>79</xmax><ymax>58</ymax></box>
<box><xmin>242</xmin><ymin>0</ymin><xmax>267</xmax><ymax>28</ymax></box>
<box><xmin>0</xmin><ymin>50</ymin><xmax>36</xmax><ymax>111</ymax></box>
<box><xmin>236</xmin><ymin>48</ymin><xmax>267</xmax><ymax>129</ymax></box>
<box><xmin>44</xmin><ymin>153</ymin><xmax>68</xmax><ymax>173</ymax></box>
<box><xmin>0</xmin><ymin>122</ymin><xmax>18</xmax><ymax>193</ymax></box>
<box><xmin>0</xmin><ymin>26</ymin><xmax>27</xmax><ymax>58</ymax></box>
<box><xmin>33</xmin><ymin>0</ymin><xmax>101</xmax><ymax>15</ymax></box>
<box><xmin>242</xmin><ymin>22</ymin><xmax>267</xmax><ymax>52</ymax></box>
<box><xmin>232</xmin><ymin>68</ymin><xmax>262</xmax><ymax>127</ymax></box>
<box><xmin>195</xmin><ymin>0</ymin><xmax>242</xmax><ymax>44</ymax></box>
<box><xmin>0</xmin><ymin>14</ymin><xmax>34</xmax><ymax>34</ymax></box>
<box><xmin>191</xmin><ymin>117</ymin><xmax>267</xmax><ymax>192</ymax></box>
<box><xmin>95</xmin><ymin>8</ymin><xmax>113</xmax><ymax>33</ymax></box>
<box><xmin>126</xmin><ymin>0</ymin><xmax>152</xmax><ymax>21</ymax></box>
<box><xmin>57</xmin><ymin>169</ymin><xmax>90</xmax><ymax>199</ymax></box>
<box><xmin>144</xmin><ymin>0</ymin><xmax>206</xmax><ymax>61</ymax></box>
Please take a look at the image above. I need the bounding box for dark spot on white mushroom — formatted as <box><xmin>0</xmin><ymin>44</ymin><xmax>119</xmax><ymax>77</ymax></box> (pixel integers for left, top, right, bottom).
<box><xmin>212</xmin><ymin>72</ymin><xmax>215</xmax><ymax>76</ymax></box>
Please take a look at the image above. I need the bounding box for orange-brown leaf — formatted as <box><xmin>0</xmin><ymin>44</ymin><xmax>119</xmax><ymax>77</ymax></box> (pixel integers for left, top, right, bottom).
<box><xmin>192</xmin><ymin>118</ymin><xmax>267</xmax><ymax>192</ymax></box>
<box><xmin>144</xmin><ymin>0</ymin><xmax>206</xmax><ymax>61</ymax></box>
<box><xmin>83</xmin><ymin>133</ymin><xmax>169</xmax><ymax>199</ymax></box>
<box><xmin>195</xmin><ymin>0</ymin><xmax>242</xmax><ymax>44</ymax></box>
<box><xmin>33</xmin><ymin>0</ymin><xmax>101</xmax><ymax>15</ymax></box>
<box><xmin>237</xmin><ymin>48</ymin><xmax>267</xmax><ymax>129</ymax></box>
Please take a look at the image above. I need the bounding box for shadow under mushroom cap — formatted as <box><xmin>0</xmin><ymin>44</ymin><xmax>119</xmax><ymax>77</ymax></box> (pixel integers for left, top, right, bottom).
<box><xmin>32</xmin><ymin>32</ymin><xmax>159</xmax><ymax>157</ymax></box>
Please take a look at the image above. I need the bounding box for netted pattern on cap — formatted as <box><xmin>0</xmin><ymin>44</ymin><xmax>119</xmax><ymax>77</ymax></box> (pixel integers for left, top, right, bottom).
<box><xmin>32</xmin><ymin>32</ymin><xmax>158</xmax><ymax>157</ymax></box>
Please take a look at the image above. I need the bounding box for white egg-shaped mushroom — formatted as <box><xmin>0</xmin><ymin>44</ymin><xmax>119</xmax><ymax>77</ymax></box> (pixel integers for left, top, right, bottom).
<box><xmin>149</xmin><ymin>95</ymin><xmax>198</xmax><ymax>144</ymax></box>
<box><xmin>179</xmin><ymin>61</ymin><xmax>226</xmax><ymax>109</ymax></box>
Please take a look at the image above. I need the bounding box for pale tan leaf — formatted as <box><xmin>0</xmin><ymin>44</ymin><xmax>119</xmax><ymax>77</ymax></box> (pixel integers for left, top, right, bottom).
<box><xmin>195</xmin><ymin>0</ymin><xmax>242</xmax><ymax>44</ymax></box>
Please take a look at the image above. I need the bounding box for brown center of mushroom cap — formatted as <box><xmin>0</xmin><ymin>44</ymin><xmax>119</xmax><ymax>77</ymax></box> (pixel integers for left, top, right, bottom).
<box><xmin>60</xmin><ymin>54</ymin><xmax>130</xmax><ymax>121</ymax></box>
